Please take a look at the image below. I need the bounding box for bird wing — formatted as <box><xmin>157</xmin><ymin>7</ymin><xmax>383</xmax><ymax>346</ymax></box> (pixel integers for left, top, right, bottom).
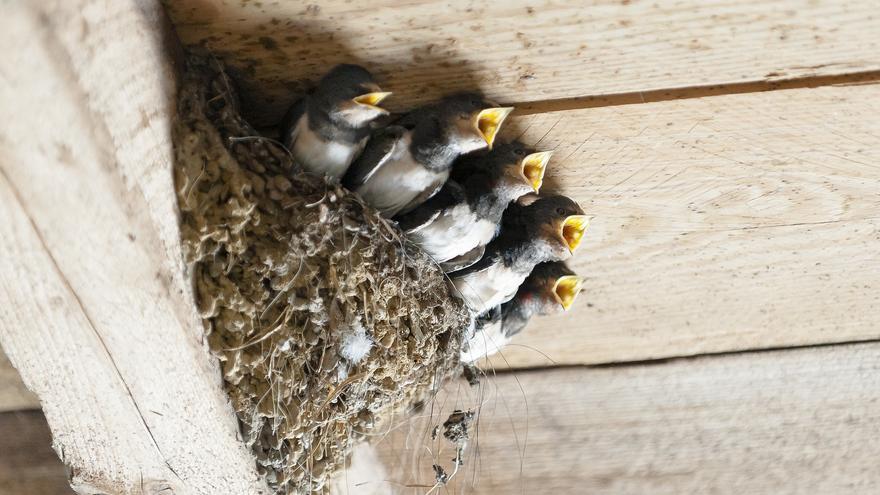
<box><xmin>395</xmin><ymin>180</ymin><xmax>466</xmax><ymax>233</ymax></box>
<box><xmin>475</xmin><ymin>305</ymin><xmax>502</xmax><ymax>330</ymax></box>
<box><xmin>342</xmin><ymin>125</ymin><xmax>405</xmax><ymax>189</ymax></box>
<box><xmin>395</xmin><ymin>170</ymin><xmax>449</xmax><ymax>216</ymax></box>
<box><xmin>280</xmin><ymin>97</ymin><xmax>306</xmax><ymax>149</ymax></box>
<box><xmin>447</xmin><ymin>247</ymin><xmax>496</xmax><ymax>277</ymax></box>
<box><xmin>439</xmin><ymin>244</ymin><xmax>485</xmax><ymax>273</ymax></box>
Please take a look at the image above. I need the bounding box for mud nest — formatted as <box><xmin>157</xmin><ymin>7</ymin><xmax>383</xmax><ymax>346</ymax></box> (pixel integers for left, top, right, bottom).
<box><xmin>173</xmin><ymin>54</ymin><xmax>470</xmax><ymax>493</ymax></box>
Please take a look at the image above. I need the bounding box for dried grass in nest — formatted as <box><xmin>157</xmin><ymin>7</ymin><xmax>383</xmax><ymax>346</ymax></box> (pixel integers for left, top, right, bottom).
<box><xmin>173</xmin><ymin>54</ymin><xmax>471</xmax><ymax>494</ymax></box>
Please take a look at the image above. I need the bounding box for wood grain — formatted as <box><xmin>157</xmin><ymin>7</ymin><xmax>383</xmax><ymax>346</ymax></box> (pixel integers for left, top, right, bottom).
<box><xmin>0</xmin><ymin>1</ymin><xmax>267</xmax><ymax>493</ymax></box>
<box><xmin>480</xmin><ymin>82</ymin><xmax>880</xmax><ymax>369</ymax></box>
<box><xmin>375</xmin><ymin>342</ymin><xmax>880</xmax><ymax>494</ymax></box>
<box><xmin>166</xmin><ymin>0</ymin><xmax>880</xmax><ymax>124</ymax></box>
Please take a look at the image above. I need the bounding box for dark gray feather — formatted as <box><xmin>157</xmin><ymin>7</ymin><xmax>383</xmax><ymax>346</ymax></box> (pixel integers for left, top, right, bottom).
<box><xmin>439</xmin><ymin>244</ymin><xmax>485</xmax><ymax>273</ymax></box>
<box><xmin>342</xmin><ymin>125</ymin><xmax>405</xmax><ymax>189</ymax></box>
<box><xmin>395</xmin><ymin>180</ymin><xmax>463</xmax><ymax>232</ymax></box>
<box><xmin>280</xmin><ymin>97</ymin><xmax>306</xmax><ymax>150</ymax></box>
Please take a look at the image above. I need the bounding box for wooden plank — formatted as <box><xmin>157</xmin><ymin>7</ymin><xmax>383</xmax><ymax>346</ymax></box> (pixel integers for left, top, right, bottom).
<box><xmin>0</xmin><ymin>408</ymin><xmax>379</xmax><ymax>495</ymax></box>
<box><xmin>374</xmin><ymin>342</ymin><xmax>880</xmax><ymax>494</ymax></box>
<box><xmin>0</xmin><ymin>352</ymin><xmax>38</xmax><ymax>412</ymax></box>
<box><xmin>0</xmin><ymin>2</ymin><xmax>268</xmax><ymax>493</ymax></box>
<box><xmin>166</xmin><ymin>0</ymin><xmax>880</xmax><ymax>124</ymax></box>
<box><xmin>0</xmin><ymin>411</ymin><xmax>73</xmax><ymax>495</ymax></box>
<box><xmin>10</xmin><ymin>345</ymin><xmax>880</xmax><ymax>495</ymax></box>
<box><xmin>477</xmin><ymin>82</ymin><xmax>880</xmax><ymax>369</ymax></box>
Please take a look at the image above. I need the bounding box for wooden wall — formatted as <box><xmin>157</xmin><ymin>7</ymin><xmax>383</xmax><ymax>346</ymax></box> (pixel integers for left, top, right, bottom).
<box><xmin>3</xmin><ymin>0</ymin><xmax>880</xmax><ymax>493</ymax></box>
<box><xmin>164</xmin><ymin>0</ymin><xmax>880</xmax><ymax>369</ymax></box>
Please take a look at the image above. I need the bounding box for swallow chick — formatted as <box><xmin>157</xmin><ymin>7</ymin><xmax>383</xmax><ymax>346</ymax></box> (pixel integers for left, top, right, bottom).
<box><xmin>281</xmin><ymin>64</ymin><xmax>391</xmax><ymax>181</ymax></box>
<box><xmin>343</xmin><ymin>93</ymin><xmax>513</xmax><ymax>217</ymax></box>
<box><xmin>461</xmin><ymin>261</ymin><xmax>584</xmax><ymax>363</ymax></box>
<box><xmin>449</xmin><ymin>194</ymin><xmax>589</xmax><ymax>315</ymax></box>
<box><xmin>396</xmin><ymin>142</ymin><xmax>552</xmax><ymax>272</ymax></box>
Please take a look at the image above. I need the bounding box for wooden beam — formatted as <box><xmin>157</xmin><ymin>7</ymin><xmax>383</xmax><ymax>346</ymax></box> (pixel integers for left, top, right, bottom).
<box><xmin>0</xmin><ymin>1</ymin><xmax>267</xmax><ymax>493</ymax></box>
<box><xmin>485</xmin><ymin>82</ymin><xmax>880</xmax><ymax>369</ymax></box>
<box><xmin>166</xmin><ymin>0</ymin><xmax>880</xmax><ymax>123</ymax></box>
<box><xmin>8</xmin><ymin>344</ymin><xmax>880</xmax><ymax>494</ymax></box>
<box><xmin>376</xmin><ymin>342</ymin><xmax>880</xmax><ymax>494</ymax></box>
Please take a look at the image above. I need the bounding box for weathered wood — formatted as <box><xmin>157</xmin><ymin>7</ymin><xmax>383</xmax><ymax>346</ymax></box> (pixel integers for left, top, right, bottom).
<box><xmin>483</xmin><ymin>82</ymin><xmax>880</xmax><ymax>369</ymax></box>
<box><xmin>0</xmin><ymin>408</ymin><xmax>387</xmax><ymax>495</ymax></box>
<box><xmin>0</xmin><ymin>411</ymin><xmax>73</xmax><ymax>495</ymax></box>
<box><xmin>166</xmin><ymin>0</ymin><xmax>880</xmax><ymax>123</ymax></box>
<box><xmin>0</xmin><ymin>1</ymin><xmax>267</xmax><ymax>494</ymax></box>
<box><xmin>376</xmin><ymin>342</ymin><xmax>880</xmax><ymax>494</ymax></box>
<box><xmin>10</xmin><ymin>344</ymin><xmax>880</xmax><ymax>494</ymax></box>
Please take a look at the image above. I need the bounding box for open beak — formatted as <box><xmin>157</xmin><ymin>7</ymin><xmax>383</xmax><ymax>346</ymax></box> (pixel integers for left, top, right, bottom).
<box><xmin>553</xmin><ymin>275</ymin><xmax>584</xmax><ymax>311</ymax></box>
<box><xmin>353</xmin><ymin>91</ymin><xmax>392</xmax><ymax>111</ymax></box>
<box><xmin>474</xmin><ymin>107</ymin><xmax>514</xmax><ymax>149</ymax></box>
<box><xmin>559</xmin><ymin>215</ymin><xmax>591</xmax><ymax>253</ymax></box>
<box><xmin>520</xmin><ymin>151</ymin><xmax>551</xmax><ymax>193</ymax></box>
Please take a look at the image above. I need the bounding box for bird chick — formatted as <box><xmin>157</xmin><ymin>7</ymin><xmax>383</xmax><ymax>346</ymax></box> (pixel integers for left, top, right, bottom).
<box><xmin>281</xmin><ymin>64</ymin><xmax>391</xmax><ymax>181</ymax></box>
<box><xmin>343</xmin><ymin>93</ymin><xmax>513</xmax><ymax>217</ymax></box>
<box><xmin>449</xmin><ymin>194</ymin><xmax>589</xmax><ymax>314</ymax></box>
<box><xmin>396</xmin><ymin>141</ymin><xmax>552</xmax><ymax>272</ymax></box>
<box><xmin>461</xmin><ymin>261</ymin><xmax>584</xmax><ymax>363</ymax></box>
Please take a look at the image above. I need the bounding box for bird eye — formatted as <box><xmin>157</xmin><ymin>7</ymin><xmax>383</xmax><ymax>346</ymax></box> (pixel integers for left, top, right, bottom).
<box><xmin>515</xmin><ymin>148</ymin><xmax>526</xmax><ymax>156</ymax></box>
<box><xmin>556</xmin><ymin>207</ymin><xmax>567</xmax><ymax>215</ymax></box>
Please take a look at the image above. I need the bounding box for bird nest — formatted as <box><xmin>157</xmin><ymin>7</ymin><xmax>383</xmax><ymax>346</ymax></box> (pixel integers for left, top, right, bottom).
<box><xmin>173</xmin><ymin>54</ymin><xmax>470</xmax><ymax>493</ymax></box>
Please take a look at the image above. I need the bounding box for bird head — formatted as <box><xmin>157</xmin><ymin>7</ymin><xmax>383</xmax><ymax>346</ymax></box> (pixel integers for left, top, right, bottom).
<box><xmin>315</xmin><ymin>64</ymin><xmax>391</xmax><ymax>126</ymax></box>
<box><xmin>440</xmin><ymin>93</ymin><xmax>513</xmax><ymax>154</ymax></box>
<box><xmin>489</xmin><ymin>142</ymin><xmax>552</xmax><ymax>197</ymax></box>
<box><xmin>516</xmin><ymin>149</ymin><xmax>552</xmax><ymax>194</ymax></box>
<box><xmin>518</xmin><ymin>261</ymin><xmax>585</xmax><ymax>313</ymax></box>
<box><xmin>517</xmin><ymin>194</ymin><xmax>590</xmax><ymax>260</ymax></box>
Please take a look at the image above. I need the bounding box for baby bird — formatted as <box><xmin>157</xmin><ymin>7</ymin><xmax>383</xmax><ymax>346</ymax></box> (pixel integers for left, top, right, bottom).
<box><xmin>281</xmin><ymin>64</ymin><xmax>391</xmax><ymax>181</ymax></box>
<box><xmin>343</xmin><ymin>93</ymin><xmax>513</xmax><ymax>217</ymax></box>
<box><xmin>449</xmin><ymin>194</ymin><xmax>589</xmax><ymax>315</ymax></box>
<box><xmin>396</xmin><ymin>142</ymin><xmax>552</xmax><ymax>272</ymax></box>
<box><xmin>461</xmin><ymin>261</ymin><xmax>584</xmax><ymax>363</ymax></box>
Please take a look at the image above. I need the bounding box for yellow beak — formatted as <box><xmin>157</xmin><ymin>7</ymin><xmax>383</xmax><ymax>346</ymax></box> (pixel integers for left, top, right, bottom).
<box><xmin>560</xmin><ymin>215</ymin><xmax>591</xmax><ymax>253</ymax></box>
<box><xmin>353</xmin><ymin>91</ymin><xmax>392</xmax><ymax>109</ymax></box>
<box><xmin>553</xmin><ymin>275</ymin><xmax>585</xmax><ymax>310</ymax></box>
<box><xmin>520</xmin><ymin>151</ymin><xmax>552</xmax><ymax>193</ymax></box>
<box><xmin>474</xmin><ymin>107</ymin><xmax>514</xmax><ymax>149</ymax></box>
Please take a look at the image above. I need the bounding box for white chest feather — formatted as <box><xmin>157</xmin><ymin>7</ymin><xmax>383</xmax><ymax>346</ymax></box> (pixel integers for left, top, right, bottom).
<box><xmin>460</xmin><ymin>318</ymin><xmax>508</xmax><ymax>363</ymax></box>
<box><xmin>411</xmin><ymin>205</ymin><xmax>496</xmax><ymax>262</ymax></box>
<box><xmin>291</xmin><ymin>115</ymin><xmax>364</xmax><ymax>181</ymax></box>
<box><xmin>452</xmin><ymin>263</ymin><xmax>526</xmax><ymax>314</ymax></box>
<box><xmin>356</xmin><ymin>133</ymin><xmax>447</xmax><ymax>217</ymax></box>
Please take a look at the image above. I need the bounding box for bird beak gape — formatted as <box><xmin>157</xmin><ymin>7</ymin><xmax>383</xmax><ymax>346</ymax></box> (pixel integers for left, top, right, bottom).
<box><xmin>520</xmin><ymin>151</ymin><xmax>551</xmax><ymax>193</ymax></box>
<box><xmin>474</xmin><ymin>107</ymin><xmax>514</xmax><ymax>149</ymax></box>
<box><xmin>353</xmin><ymin>92</ymin><xmax>392</xmax><ymax>112</ymax></box>
<box><xmin>553</xmin><ymin>275</ymin><xmax>585</xmax><ymax>311</ymax></box>
<box><xmin>559</xmin><ymin>215</ymin><xmax>591</xmax><ymax>253</ymax></box>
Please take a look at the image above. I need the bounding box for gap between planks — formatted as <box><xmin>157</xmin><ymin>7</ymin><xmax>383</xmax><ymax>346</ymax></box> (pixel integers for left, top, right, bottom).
<box><xmin>485</xmin><ymin>335</ymin><xmax>880</xmax><ymax>376</ymax></box>
<box><xmin>512</xmin><ymin>69</ymin><xmax>880</xmax><ymax>115</ymax></box>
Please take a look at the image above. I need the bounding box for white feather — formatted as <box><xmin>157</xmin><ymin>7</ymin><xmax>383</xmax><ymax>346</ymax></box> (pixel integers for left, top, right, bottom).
<box><xmin>291</xmin><ymin>114</ymin><xmax>364</xmax><ymax>181</ymax></box>
<box><xmin>460</xmin><ymin>318</ymin><xmax>509</xmax><ymax>363</ymax></box>
<box><xmin>339</xmin><ymin>321</ymin><xmax>374</xmax><ymax>364</ymax></box>
<box><xmin>355</xmin><ymin>133</ymin><xmax>448</xmax><ymax>217</ymax></box>
<box><xmin>409</xmin><ymin>204</ymin><xmax>496</xmax><ymax>262</ymax></box>
<box><xmin>452</xmin><ymin>264</ymin><xmax>526</xmax><ymax>314</ymax></box>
